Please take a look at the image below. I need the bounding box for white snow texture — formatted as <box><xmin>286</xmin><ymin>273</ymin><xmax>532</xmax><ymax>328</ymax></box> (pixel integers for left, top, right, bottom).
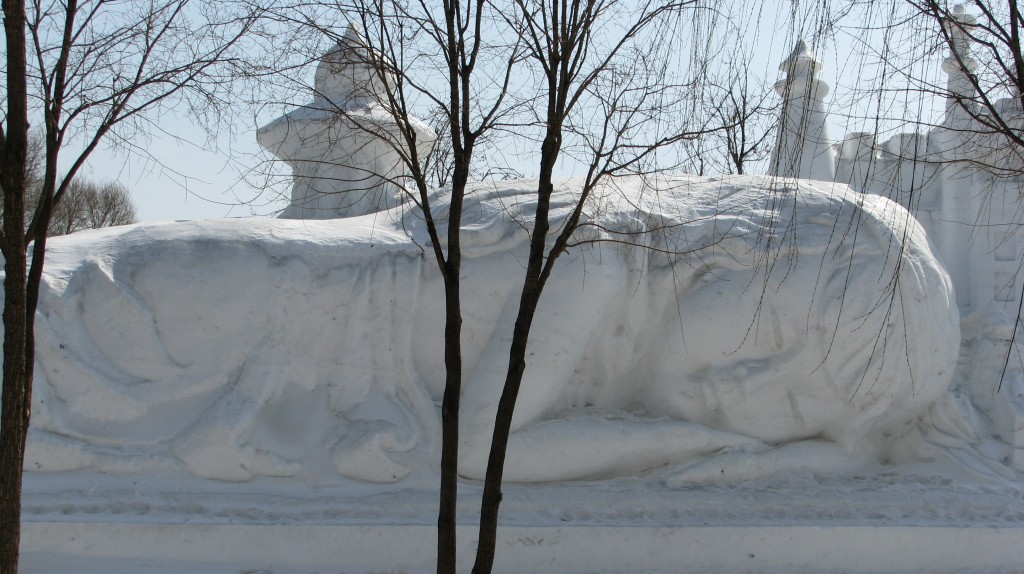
<box><xmin>24</xmin><ymin>175</ymin><xmax>966</xmax><ymax>486</ymax></box>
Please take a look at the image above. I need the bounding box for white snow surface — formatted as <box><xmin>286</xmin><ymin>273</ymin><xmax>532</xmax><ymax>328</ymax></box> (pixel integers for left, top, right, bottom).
<box><xmin>17</xmin><ymin>174</ymin><xmax>1024</xmax><ymax>572</ymax></box>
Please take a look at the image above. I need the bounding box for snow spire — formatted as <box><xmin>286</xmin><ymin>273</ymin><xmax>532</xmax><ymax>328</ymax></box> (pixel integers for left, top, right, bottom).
<box><xmin>768</xmin><ymin>39</ymin><xmax>836</xmax><ymax>181</ymax></box>
<box><xmin>940</xmin><ymin>4</ymin><xmax>979</xmax><ymax>123</ymax></box>
<box><xmin>341</xmin><ymin>21</ymin><xmax>363</xmax><ymax>45</ymax></box>
<box><xmin>312</xmin><ymin>22</ymin><xmax>394</xmax><ymax>107</ymax></box>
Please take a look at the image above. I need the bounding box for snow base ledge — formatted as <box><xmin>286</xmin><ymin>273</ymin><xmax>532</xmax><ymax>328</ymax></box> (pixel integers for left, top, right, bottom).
<box><xmin>21</xmin><ymin>521</ymin><xmax>1024</xmax><ymax>574</ymax></box>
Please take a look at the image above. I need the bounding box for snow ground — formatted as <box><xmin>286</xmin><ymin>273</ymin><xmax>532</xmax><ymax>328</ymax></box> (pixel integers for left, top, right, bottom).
<box><xmin>21</xmin><ymin>465</ymin><xmax>1024</xmax><ymax>573</ymax></box>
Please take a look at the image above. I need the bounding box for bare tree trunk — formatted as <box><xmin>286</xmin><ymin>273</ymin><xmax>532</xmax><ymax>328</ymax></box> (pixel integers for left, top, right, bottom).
<box><xmin>472</xmin><ymin>126</ymin><xmax>561</xmax><ymax>574</ymax></box>
<box><xmin>437</xmin><ymin>264</ymin><xmax>462</xmax><ymax>573</ymax></box>
<box><xmin>437</xmin><ymin>167</ymin><xmax>466</xmax><ymax>574</ymax></box>
<box><xmin>349</xmin><ymin>6</ymin><xmax>487</xmax><ymax>571</ymax></box>
<box><xmin>0</xmin><ymin>267</ymin><xmax>29</xmax><ymax>574</ymax></box>
<box><xmin>468</xmin><ymin>1</ymin><xmax>700</xmax><ymax>569</ymax></box>
<box><xmin>0</xmin><ymin>276</ymin><xmax>28</xmax><ymax>572</ymax></box>
<box><xmin>0</xmin><ymin>0</ymin><xmax>31</xmax><ymax>569</ymax></box>
<box><xmin>470</xmin><ymin>282</ymin><xmax>543</xmax><ymax>574</ymax></box>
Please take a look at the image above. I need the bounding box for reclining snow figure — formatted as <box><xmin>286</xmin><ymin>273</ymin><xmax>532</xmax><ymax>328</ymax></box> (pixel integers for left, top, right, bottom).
<box><xmin>25</xmin><ymin>175</ymin><xmax>961</xmax><ymax>485</ymax></box>
<box><xmin>24</xmin><ymin>30</ymin><xmax>964</xmax><ymax>486</ymax></box>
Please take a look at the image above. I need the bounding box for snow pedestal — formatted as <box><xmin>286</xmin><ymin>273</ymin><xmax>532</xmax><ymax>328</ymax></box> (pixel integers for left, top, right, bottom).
<box><xmin>19</xmin><ymin>475</ymin><xmax>1024</xmax><ymax>573</ymax></box>
<box><xmin>20</xmin><ymin>522</ymin><xmax>1024</xmax><ymax>574</ymax></box>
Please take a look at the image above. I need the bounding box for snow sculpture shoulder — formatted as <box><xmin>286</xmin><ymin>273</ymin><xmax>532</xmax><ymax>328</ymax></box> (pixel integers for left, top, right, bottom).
<box><xmin>26</xmin><ymin>175</ymin><xmax>965</xmax><ymax>485</ymax></box>
<box><xmin>257</xmin><ymin>24</ymin><xmax>436</xmax><ymax>219</ymax></box>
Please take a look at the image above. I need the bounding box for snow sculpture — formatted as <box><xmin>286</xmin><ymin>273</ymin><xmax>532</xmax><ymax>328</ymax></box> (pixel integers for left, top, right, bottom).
<box><xmin>789</xmin><ymin>18</ymin><xmax>1023</xmax><ymax>319</ymax></box>
<box><xmin>30</xmin><ymin>27</ymin><xmax>1022</xmax><ymax>487</ymax></box>
<box><xmin>777</xmin><ymin>22</ymin><xmax>1024</xmax><ymax>472</ymax></box>
<box><xmin>25</xmin><ymin>175</ymin><xmax>964</xmax><ymax>485</ymax></box>
<box><xmin>768</xmin><ymin>40</ymin><xmax>836</xmax><ymax>181</ymax></box>
<box><xmin>257</xmin><ymin>24</ymin><xmax>436</xmax><ymax>219</ymax></box>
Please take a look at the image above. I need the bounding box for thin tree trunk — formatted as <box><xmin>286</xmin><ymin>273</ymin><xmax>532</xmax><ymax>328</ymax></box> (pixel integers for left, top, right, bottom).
<box><xmin>437</xmin><ymin>264</ymin><xmax>463</xmax><ymax>574</ymax></box>
<box><xmin>436</xmin><ymin>124</ymin><xmax>470</xmax><ymax>573</ymax></box>
<box><xmin>472</xmin><ymin>134</ymin><xmax>559</xmax><ymax>574</ymax></box>
<box><xmin>0</xmin><ymin>264</ymin><xmax>29</xmax><ymax>574</ymax></box>
<box><xmin>0</xmin><ymin>0</ymin><xmax>31</xmax><ymax>569</ymax></box>
<box><xmin>470</xmin><ymin>285</ymin><xmax>542</xmax><ymax>574</ymax></box>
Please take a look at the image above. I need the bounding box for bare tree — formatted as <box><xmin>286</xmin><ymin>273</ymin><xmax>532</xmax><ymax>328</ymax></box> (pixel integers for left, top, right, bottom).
<box><xmin>28</xmin><ymin>178</ymin><xmax>138</xmax><ymax>236</ymax></box>
<box><xmin>254</xmin><ymin>4</ymin><xmax>524</xmax><ymax>572</ymax></box>
<box><xmin>916</xmin><ymin>0</ymin><xmax>1024</xmax><ymax>159</ymax></box>
<box><xmin>468</xmin><ymin>1</ymin><xmax>715</xmax><ymax>571</ymax></box>
<box><xmin>258</xmin><ymin>2</ymin><xmax>735</xmax><ymax>571</ymax></box>
<box><xmin>710</xmin><ymin>59</ymin><xmax>778</xmax><ymax>175</ymax></box>
<box><xmin>678</xmin><ymin>132</ymin><xmax>714</xmax><ymax>175</ymax></box>
<box><xmin>353</xmin><ymin>10</ymin><xmax>522</xmax><ymax>574</ymax></box>
<box><xmin>0</xmin><ymin>0</ymin><xmax>261</xmax><ymax>571</ymax></box>
<box><xmin>3</xmin><ymin>134</ymin><xmax>136</xmax><ymax>234</ymax></box>
<box><xmin>678</xmin><ymin>59</ymin><xmax>777</xmax><ymax>176</ymax></box>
